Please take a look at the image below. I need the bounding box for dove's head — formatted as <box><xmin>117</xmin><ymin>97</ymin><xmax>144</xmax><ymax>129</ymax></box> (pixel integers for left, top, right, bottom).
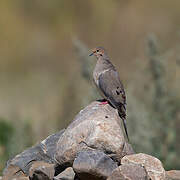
<box><xmin>89</xmin><ymin>47</ymin><xmax>107</xmax><ymax>59</ymax></box>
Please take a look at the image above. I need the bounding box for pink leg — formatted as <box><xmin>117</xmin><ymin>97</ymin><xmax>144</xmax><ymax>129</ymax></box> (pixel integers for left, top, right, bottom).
<box><xmin>99</xmin><ymin>101</ymin><xmax>108</xmax><ymax>105</ymax></box>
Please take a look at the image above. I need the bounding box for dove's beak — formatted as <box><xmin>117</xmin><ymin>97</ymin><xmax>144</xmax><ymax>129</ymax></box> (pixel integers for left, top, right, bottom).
<box><xmin>89</xmin><ymin>52</ymin><xmax>94</xmax><ymax>56</ymax></box>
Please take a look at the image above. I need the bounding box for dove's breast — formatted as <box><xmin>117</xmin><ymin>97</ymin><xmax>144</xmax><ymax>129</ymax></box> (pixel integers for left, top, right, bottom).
<box><xmin>93</xmin><ymin>68</ymin><xmax>110</xmax><ymax>99</ymax></box>
<box><xmin>93</xmin><ymin>68</ymin><xmax>109</xmax><ymax>87</ymax></box>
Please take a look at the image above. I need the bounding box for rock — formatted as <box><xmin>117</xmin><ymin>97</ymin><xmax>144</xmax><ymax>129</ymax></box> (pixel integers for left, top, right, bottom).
<box><xmin>121</xmin><ymin>153</ymin><xmax>166</xmax><ymax>180</ymax></box>
<box><xmin>3</xmin><ymin>130</ymin><xmax>64</xmax><ymax>175</ymax></box>
<box><xmin>40</xmin><ymin>130</ymin><xmax>65</xmax><ymax>160</ymax></box>
<box><xmin>54</xmin><ymin>167</ymin><xmax>75</xmax><ymax>180</ymax></box>
<box><xmin>73</xmin><ymin>150</ymin><xmax>118</xmax><ymax>180</ymax></box>
<box><xmin>29</xmin><ymin>161</ymin><xmax>55</xmax><ymax>180</ymax></box>
<box><xmin>107</xmin><ymin>164</ymin><xmax>148</xmax><ymax>180</ymax></box>
<box><xmin>8</xmin><ymin>177</ymin><xmax>29</xmax><ymax>180</ymax></box>
<box><xmin>55</xmin><ymin>101</ymin><xmax>133</xmax><ymax>167</ymax></box>
<box><xmin>166</xmin><ymin>170</ymin><xmax>180</xmax><ymax>180</ymax></box>
<box><xmin>2</xmin><ymin>164</ymin><xmax>29</xmax><ymax>180</ymax></box>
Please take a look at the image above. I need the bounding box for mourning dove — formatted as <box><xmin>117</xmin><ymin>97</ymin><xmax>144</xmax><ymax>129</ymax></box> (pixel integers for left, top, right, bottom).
<box><xmin>89</xmin><ymin>47</ymin><xmax>129</xmax><ymax>141</ymax></box>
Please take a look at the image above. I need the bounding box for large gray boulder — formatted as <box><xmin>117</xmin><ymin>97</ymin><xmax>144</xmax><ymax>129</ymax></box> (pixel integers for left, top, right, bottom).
<box><xmin>73</xmin><ymin>150</ymin><xmax>118</xmax><ymax>180</ymax></box>
<box><xmin>55</xmin><ymin>101</ymin><xmax>134</xmax><ymax>166</ymax></box>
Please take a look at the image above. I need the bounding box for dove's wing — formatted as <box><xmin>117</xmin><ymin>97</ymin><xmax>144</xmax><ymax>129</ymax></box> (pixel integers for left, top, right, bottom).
<box><xmin>98</xmin><ymin>69</ymin><xmax>126</xmax><ymax>111</ymax></box>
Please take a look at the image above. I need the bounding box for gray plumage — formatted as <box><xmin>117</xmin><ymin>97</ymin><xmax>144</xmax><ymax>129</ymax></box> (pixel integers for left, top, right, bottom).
<box><xmin>90</xmin><ymin>47</ymin><xmax>129</xmax><ymax>141</ymax></box>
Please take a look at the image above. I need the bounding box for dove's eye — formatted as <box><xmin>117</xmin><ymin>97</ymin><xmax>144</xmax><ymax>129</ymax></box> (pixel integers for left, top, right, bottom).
<box><xmin>96</xmin><ymin>49</ymin><xmax>99</xmax><ymax>52</ymax></box>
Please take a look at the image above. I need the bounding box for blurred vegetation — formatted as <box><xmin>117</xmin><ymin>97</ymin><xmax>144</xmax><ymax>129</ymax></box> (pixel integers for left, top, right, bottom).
<box><xmin>0</xmin><ymin>119</ymin><xmax>14</xmax><ymax>172</ymax></box>
<box><xmin>0</xmin><ymin>0</ymin><xmax>179</xmax><ymax>173</ymax></box>
<box><xmin>128</xmin><ymin>34</ymin><xmax>180</xmax><ymax>170</ymax></box>
<box><xmin>0</xmin><ymin>118</ymin><xmax>33</xmax><ymax>175</ymax></box>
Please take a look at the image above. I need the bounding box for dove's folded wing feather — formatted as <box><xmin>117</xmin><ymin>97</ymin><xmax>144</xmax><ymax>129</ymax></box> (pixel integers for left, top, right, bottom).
<box><xmin>98</xmin><ymin>70</ymin><xmax>126</xmax><ymax>110</ymax></box>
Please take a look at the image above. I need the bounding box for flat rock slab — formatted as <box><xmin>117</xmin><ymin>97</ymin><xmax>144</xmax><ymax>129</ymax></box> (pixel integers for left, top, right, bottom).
<box><xmin>166</xmin><ymin>170</ymin><xmax>180</xmax><ymax>180</ymax></box>
<box><xmin>54</xmin><ymin>167</ymin><xmax>75</xmax><ymax>180</ymax></box>
<box><xmin>6</xmin><ymin>177</ymin><xmax>29</xmax><ymax>180</ymax></box>
<box><xmin>2</xmin><ymin>164</ymin><xmax>29</xmax><ymax>180</ymax></box>
<box><xmin>29</xmin><ymin>161</ymin><xmax>55</xmax><ymax>180</ymax></box>
<box><xmin>3</xmin><ymin>130</ymin><xmax>64</xmax><ymax>176</ymax></box>
<box><xmin>55</xmin><ymin>101</ymin><xmax>133</xmax><ymax>166</ymax></box>
<box><xmin>107</xmin><ymin>163</ymin><xmax>148</xmax><ymax>180</ymax></box>
<box><xmin>73</xmin><ymin>150</ymin><xmax>118</xmax><ymax>180</ymax></box>
<box><xmin>121</xmin><ymin>153</ymin><xmax>166</xmax><ymax>180</ymax></box>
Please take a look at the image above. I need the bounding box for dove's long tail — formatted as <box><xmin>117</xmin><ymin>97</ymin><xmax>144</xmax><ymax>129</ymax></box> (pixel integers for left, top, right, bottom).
<box><xmin>118</xmin><ymin>111</ymin><xmax>129</xmax><ymax>142</ymax></box>
<box><xmin>121</xmin><ymin>116</ymin><xmax>129</xmax><ymax>142</ymax></box>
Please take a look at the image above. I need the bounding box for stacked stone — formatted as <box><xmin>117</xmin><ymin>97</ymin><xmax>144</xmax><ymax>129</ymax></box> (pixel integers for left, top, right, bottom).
<box><xmin>2</xmin><ymin>102</ymin><xmax>179</xmax><ymax>180</ymax></box>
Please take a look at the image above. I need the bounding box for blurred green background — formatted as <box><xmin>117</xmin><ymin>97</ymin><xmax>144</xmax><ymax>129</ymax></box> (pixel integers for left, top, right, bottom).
<box><xmin>0</xmin><ymin>0</ymin><xmax>179</xmax><ymax>173</ymax></box>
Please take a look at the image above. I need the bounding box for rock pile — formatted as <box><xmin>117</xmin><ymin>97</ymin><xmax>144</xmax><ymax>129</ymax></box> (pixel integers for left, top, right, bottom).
<box><xmin>2</xmin><ymin>101</ymin><xmax>180</xmax><ymax>180</ymax></box>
